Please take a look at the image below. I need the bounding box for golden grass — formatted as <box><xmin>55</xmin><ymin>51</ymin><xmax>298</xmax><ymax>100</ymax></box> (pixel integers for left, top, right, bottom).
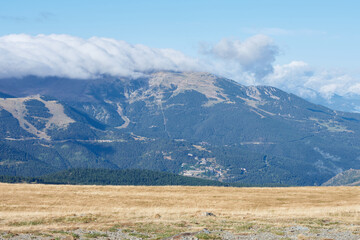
<box><xmin>0</xmin><ymin>183</ymin><xmax>360</xmax><ymax>234</ymax></box>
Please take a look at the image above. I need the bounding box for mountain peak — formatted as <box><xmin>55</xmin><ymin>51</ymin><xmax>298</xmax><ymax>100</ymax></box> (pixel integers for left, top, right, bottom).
<box><xmin>129</xmin><ymin>71</ymin><xmax>232</xmax><ymax>106</ymax></box>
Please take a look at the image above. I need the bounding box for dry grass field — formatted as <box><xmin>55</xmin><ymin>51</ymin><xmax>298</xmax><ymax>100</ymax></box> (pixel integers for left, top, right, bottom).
<box><xmin>0</xmin><ymin>183</ymin><xmax>360</xmax><ymax>238</ymax></box>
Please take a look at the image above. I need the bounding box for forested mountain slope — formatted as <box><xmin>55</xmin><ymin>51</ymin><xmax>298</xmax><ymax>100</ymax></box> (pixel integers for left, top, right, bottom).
<box><xmin>1</xmin><ymin>71</ymin><xmax>360</xmax><ymax>185</ymax></box>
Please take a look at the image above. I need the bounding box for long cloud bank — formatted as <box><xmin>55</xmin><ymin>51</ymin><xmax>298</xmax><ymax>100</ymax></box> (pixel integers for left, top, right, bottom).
<box><xmin>0</xmin><ymin>34</ymin><xmax>359</xmax><ymax>102</ymax></box>
<box><xmin>0</xmin><ymin>34</ymin><xmax>201</xmax><ymax>79</ymax></box>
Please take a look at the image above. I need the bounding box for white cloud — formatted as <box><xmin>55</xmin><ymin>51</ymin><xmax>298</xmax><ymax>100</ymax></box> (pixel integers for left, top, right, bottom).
<box><xmin>261</xmin><ymin>62</ymin><xmax>360</xmax><ymax>100</ymax></box>
<box><xmin>348</xmin><ymin>83</ymin><xmax>360</xmax><ymax>95</ymax></box>
<box><xmin>1</xmin><ymin>33</ymin><xmax>360</xmax><ymax>111</ymax></box>
<box><xmin>200</xmin><ymin>35</ymin><xmax>279</xmax><ymax>78</ymax></box>
<box><xmin>0</xmin><ymin>33</ymin><xmax>279</xmax><ymax>82</ymax></box>
<box><xmin>0</xmin><ymin>34</ymin><xmax>201</xmax><ymax>79</ymax></box>
<box><xmin>265</xmin><ymin>61</ymin><xmax>313</xmax><ymax>87</ymax></box>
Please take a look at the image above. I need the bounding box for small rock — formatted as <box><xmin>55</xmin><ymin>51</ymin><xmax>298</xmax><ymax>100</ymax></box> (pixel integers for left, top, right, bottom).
<box><xmin>288</xmin><ymin>225</ymin><xmax>309</xmax><ymax>232</ymax></box>
<box><xmin>202</xmin><ymin>228</ymin><xmax>210</xmax><ymax>234</ymax></box>
<box><xmin>201</xmin><ymin>212</ymin><xmax>216</xmax><ymax>217</ymax></box>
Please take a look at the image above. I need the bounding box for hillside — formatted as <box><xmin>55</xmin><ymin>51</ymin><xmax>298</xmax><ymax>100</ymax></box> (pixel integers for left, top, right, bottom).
<box><xmin>322</xmin><ymin>169</ymin><xmax>360</xmax><ymax>186</ymax></box>
<box><xmin>1</xmin><ymin>71</ymin><xmax>360</xmax><ymax>185</ymax></box>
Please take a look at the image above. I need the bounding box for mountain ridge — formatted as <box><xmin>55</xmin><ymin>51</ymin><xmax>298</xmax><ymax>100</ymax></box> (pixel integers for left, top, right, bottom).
<box><xmin>0</xmin><ymin>71</ymin><xmax>360</xmax><ymax>185</ymax></box>
<box><xmin>322</xmin><ymin>168</ymin><xmax>360</xmax><ymax>186</ymax></box>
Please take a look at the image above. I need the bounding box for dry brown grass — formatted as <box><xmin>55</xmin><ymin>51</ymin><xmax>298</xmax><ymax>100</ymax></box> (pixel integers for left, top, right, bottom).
<box><xmin>0</xmin><ymin>183</ymin><xmax>360</xmax><ymax>234</ymax></box>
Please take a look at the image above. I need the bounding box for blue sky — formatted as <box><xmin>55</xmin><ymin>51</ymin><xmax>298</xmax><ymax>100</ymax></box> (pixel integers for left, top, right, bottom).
<box><xmin>1</xmin><ymin>0</ymin><xmax>359</xmax><ymax>70</ymax></box>
<box><xmin>1</xmin><ymin>0</ymin><xmax>360</xmax><ymax>105</ymax></box>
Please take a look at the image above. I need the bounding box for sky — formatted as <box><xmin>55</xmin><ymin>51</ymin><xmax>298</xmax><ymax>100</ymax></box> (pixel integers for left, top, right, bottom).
<box><xmin>1</xmin><ymin>0</ymin><xmax>360</xmax><ymax>103</ymax></box>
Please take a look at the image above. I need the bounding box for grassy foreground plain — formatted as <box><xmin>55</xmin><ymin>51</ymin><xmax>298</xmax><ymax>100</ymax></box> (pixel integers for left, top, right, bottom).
<box><xmin>0</xmin><ymin>183</ymin><xmax>360</xmax><ymax>237</ymax></box>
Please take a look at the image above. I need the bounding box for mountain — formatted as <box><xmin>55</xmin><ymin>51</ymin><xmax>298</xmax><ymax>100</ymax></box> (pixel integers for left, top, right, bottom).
<box><xmin>322</xmin><ymin>169</ymin><xmax>360</xmax><ymax>186</ymax></box>
<box><xmin>0</xmin><ymin>71</ymin><xmax>360</xmax><ymax>185</ymax></box>
<box><xmin>303</xmin><ymin>92</ymin><xmax>360</xmax><ymax>113</ymax></box>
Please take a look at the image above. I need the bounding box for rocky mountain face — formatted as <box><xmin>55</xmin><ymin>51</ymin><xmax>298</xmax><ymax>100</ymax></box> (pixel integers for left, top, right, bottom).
<box><xmin>1</xmin><ymin>71</ymin><xmax>360</xmax><ymax>185</ymax></box>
